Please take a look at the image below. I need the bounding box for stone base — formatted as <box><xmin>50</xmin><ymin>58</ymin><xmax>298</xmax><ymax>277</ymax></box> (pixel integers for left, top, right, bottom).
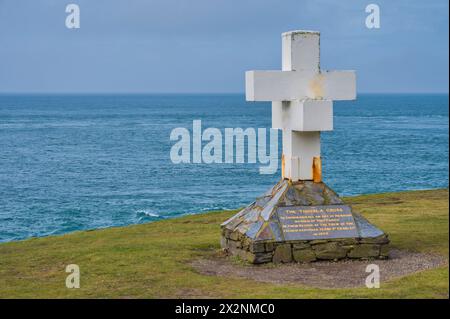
<box><xmin>220</xmin><ymin>179</ymin><xmax>390</xmax><ymax>264</ymax></box>
<box><xmin>221</xmin><ymin>231</ymin><xmax>390</xmax><ymax>264</ymax></box>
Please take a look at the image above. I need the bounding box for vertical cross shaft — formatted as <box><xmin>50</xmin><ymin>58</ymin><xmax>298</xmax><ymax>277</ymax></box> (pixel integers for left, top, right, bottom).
<box><xmin>280</xmin><ymin>31</ymin><xmax>321</xmax><ymax>181</ymax></box>
<box><xmin>282</xmin><ymin>129</ymin><xmax>321</xmax><ymax>181</ymax></box>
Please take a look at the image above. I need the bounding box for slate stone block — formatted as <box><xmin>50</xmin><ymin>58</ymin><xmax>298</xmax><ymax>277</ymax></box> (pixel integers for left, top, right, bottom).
<box><xmin>293</xmin><ymin>249</ymin><xmax>316</xmax><ymax>262</ymax></box>
<box><xmin>313</xmin><ymin>242</ymin><xmax>348</xmax><ymax>260</ymax></box>
<box><xmin>348</xmin><ymin>244</ymin><xmax>380</xmax><ymax>258</ymax></box>
<box><xmin>254</xmin><ymin>252</ymin><xmax>273</xmax><ymax>264</ymax></box>
<box><xmin>250</xmin><ymin>242</ymin><xmax>266</xmax><ymax>253</ymax></box>
<box><xmin>335</xmin><ymin>238</ymin><xmax>358</xmax><ymax>245</ymax></box>
<box><xmin>220</xmin><ymin>236</ymin><xmax>227</xmax><ymax>249</ymax></box>
<box><xmin>265</xmin><ymin>242</ymin><xmax>275</xmax><ymax>252</ymax></box>
<box><xmin>359</xmin><ymin>234</ymin><xmax>389</xmax><ymax>245</ymax></box>
<box><xmin>229</xmin><ymin>231</ymin><xmax>240</xmax><ymax>241</ymax></box>
<box><xmin>380</xmin><ymin>244</ymin><xmax>390</xmax><ymax>257</ymax></box>
<box><xmin>273</xmin><ymin>244</ymin><xmax>292</xmax><ymax>263</ymax></box>
<box><xmin>293</xmin><ymin>242</ymin><xmax>310</xmax><ymax>250</ymax></box>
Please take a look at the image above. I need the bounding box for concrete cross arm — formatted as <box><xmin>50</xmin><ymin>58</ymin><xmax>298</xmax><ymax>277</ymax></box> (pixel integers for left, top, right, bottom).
<box><xmin>245</xmin><ymin>69</ymin><xmax>356</xmax><ymax>102</ymax></box>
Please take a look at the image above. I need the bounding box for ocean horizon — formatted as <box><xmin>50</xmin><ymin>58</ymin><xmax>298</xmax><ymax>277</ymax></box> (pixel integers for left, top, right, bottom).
<box><xmin>0</xmin><ymin>93</ymin><xmax>448</xmax><ymax>242</ymax></box>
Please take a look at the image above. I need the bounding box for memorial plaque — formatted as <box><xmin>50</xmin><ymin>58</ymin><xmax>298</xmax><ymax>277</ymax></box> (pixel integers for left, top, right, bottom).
<box><xmin>277</xmin><ymin>205</ymin><xmax>358</xmax><ymax>241</ymax></box>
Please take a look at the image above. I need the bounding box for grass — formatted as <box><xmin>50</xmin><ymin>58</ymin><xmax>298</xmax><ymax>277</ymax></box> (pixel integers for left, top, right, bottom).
<box><xmin>0</xmin><ymin>189</ymin><xmax>448</xmax><ymax>299</ymax></box>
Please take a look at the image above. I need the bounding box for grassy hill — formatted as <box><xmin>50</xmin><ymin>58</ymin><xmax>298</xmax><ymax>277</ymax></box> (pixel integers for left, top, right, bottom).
<box><xmin>0</xmin><ymin>189</ymin><xmax>448</xmax><ymax>298</ymax></box>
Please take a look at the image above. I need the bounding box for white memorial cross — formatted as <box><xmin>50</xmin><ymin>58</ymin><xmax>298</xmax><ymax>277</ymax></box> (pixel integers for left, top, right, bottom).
<box><xmin>246</xmin><ymin>30</ymin><xmax>356</xmax><ymax>181</ymax></box>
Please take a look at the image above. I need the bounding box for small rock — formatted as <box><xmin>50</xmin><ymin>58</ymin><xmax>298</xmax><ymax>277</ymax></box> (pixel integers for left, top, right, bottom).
<box><xmin>243</xmin><ymin>251</ymin><xmax>256</xmax><ymax>263</ymax></box>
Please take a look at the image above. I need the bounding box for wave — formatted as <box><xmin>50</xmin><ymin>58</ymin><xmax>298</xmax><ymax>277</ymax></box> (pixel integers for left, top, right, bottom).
<box><xmin>136</xmin><ymin>209</ymin><xmax>160</xmax><ymax>218</ymax></box>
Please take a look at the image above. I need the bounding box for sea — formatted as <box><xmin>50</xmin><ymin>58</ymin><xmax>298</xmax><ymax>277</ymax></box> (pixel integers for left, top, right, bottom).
<box><xmin>0</xmin><ymin>93</ymin><xmax>448</xmax><ymax>242</ymax></box>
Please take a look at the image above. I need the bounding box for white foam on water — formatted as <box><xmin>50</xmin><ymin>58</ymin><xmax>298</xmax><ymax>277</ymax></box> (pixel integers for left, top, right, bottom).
<box><xmin>136</xmin><ymin>209</ymin><xmax>160</xmax><ymax>218</ymax></box>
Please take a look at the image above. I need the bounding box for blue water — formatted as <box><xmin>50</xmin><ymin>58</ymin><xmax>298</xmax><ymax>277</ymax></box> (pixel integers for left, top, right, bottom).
<box><xmin>0</xmin><ymin>94</ymin><xmax>448</xmax><ymax>242</ymax></box>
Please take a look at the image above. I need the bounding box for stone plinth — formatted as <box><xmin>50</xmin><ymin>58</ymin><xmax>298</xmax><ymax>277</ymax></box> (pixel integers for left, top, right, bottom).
<box><xmin>221</xmin><ymin>179</ymin><xmax>390</xmax><ymax>264</ymax></box>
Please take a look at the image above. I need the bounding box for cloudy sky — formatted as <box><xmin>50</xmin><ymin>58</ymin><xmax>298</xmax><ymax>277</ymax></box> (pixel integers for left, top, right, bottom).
<box><xmin>0</xmin><ymin>0</ymin><xmax>448</xmax><ymax>93</ymax></box>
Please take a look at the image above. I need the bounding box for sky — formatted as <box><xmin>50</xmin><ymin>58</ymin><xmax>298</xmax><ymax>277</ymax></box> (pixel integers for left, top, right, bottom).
<box><xmin>0</xmin><ymin>0</ymin><xmax>448</xmax><ymax>93</ymax></box>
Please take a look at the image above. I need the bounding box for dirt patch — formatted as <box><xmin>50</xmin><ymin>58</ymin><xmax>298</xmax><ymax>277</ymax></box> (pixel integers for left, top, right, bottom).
<box><xmin>191</xmin><ymin>249</ymin><xmax>447</xmax><ymax>289</ymax></box>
